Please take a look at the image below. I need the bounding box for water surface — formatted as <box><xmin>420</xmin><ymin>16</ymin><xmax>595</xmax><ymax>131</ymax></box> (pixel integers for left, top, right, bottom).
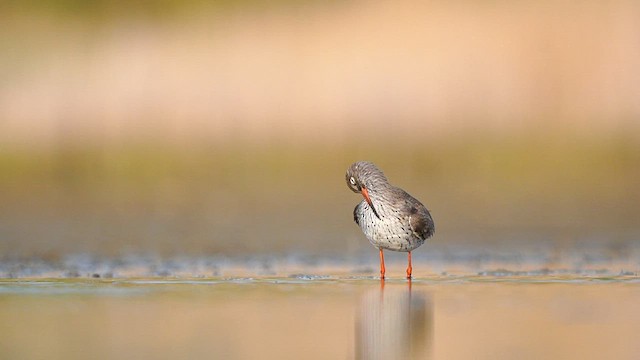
<box><xmin>1</xmin><ymin>276</ymin><xmax>638</xmax><ymax>360</ymax></box>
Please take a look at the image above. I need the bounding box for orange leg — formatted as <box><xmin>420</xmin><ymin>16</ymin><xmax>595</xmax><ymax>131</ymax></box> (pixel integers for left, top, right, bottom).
<box><xmin>379</xmin><ymin>249</ymin><xmax>386</xmax><ymax>280</ymax></box>
<box><xmin>406</xmin><ymin>251</ymin><xmax>413</xmax><ymax>279</ymax></box>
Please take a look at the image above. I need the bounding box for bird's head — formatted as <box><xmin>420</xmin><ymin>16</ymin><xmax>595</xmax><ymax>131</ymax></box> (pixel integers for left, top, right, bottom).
<box><xmin>345</xmin><ymin>161</ymin><xmax>389</xmax><ymax>219</ymax></box>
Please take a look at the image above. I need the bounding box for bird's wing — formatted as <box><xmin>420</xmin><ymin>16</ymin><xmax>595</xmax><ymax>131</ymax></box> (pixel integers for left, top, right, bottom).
<box><xmin>409</xmin><ymin>205</ymin><xmax>435</xmax><ymax>240</ymax></box>
<box><xmin>394</xmin><ymin>188</ymin><xmax>435</xmax><ymax>240</ymax></box>
<box><xmin>353</xmin><ymin>202</ymin><xmax>361</xmax><ymax>225</ymax></box>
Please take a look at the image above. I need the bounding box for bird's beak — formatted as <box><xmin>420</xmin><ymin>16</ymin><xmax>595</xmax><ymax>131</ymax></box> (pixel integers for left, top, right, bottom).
<box><xmin>361</xmin><ymin>187</ymin><xmax>381</xmax><ymax>219</ymax></box>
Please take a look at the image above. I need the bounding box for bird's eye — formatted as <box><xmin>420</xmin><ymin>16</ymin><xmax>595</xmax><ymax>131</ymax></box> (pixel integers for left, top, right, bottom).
<box><xmin>349</xmin><ymin>177</ymin><xmax>356</xmax><ymax>185</ymax></box>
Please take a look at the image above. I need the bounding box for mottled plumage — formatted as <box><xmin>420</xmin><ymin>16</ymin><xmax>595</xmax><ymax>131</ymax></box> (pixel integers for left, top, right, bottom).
<box><xmin>346</xmin><ymin>161</ymin><xmax>435</xmax><ymax>279</ymax></box>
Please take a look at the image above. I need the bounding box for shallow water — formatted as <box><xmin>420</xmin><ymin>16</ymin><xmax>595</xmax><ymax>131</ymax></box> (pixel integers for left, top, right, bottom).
<box><xmin>1</xmin><ymin>276</ymin><xmax>638</xmax><ymax>360</ymax></box>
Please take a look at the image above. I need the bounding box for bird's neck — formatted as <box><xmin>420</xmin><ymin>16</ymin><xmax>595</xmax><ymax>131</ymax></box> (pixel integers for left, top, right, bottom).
<box><xmin>366</xmin><ymin>183</ymin><xmax>392</xmax><ymax>198</ymax></box>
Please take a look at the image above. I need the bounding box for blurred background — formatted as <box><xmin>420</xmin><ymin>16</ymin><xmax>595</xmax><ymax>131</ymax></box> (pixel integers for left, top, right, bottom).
<box><xmin>1</xmin><ymin>0</ymin><xmax>639</xmax><ymax>274</ymax></box>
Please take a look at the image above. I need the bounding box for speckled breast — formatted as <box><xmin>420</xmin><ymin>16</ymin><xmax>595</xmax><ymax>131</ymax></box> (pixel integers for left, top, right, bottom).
<box><xmin>355</xmin><ymin>200</ymin><xmax>426</xmax><ymax>252</ymax></box>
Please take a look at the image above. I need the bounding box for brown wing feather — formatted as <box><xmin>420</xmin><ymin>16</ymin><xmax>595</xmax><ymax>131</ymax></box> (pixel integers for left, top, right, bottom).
<box><xmin>409</xmin><ymin>204</ymin><xmax>435</xmax><ymax>240</ymax></box>
<box><xmin>392</xmin><ymin>188</ymin><xmax>435</xmax><ymax>240</ymax></box>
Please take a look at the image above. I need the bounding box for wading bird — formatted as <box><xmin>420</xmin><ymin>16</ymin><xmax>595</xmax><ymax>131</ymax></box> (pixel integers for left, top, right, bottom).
<box><xmin>346</xmin><ymin>161</ymin><xmax>435</xmax><ymax>279</ymax></box>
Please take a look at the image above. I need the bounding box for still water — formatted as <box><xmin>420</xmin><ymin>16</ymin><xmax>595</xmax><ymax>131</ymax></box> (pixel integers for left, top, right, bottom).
<box><xmin>1</xmin><ymin>276</ymin><xmax>638</xmax><ymax>360</ymax></box>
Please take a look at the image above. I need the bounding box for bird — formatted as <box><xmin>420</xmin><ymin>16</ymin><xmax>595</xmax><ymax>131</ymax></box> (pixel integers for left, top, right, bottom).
<box><xmin>346</xmin><ymin>161</ymin><xmax>435</xmax><ymax>279</ymax></box>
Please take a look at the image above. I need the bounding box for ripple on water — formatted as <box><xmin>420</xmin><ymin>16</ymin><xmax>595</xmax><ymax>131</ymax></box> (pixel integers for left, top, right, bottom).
<box><xmin>0</xmin><ymin>251</ymin><xmax>638</xmax><ymax>281</ymax></box>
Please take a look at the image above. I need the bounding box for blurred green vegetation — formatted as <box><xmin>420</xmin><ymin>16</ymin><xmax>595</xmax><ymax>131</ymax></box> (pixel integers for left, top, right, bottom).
<box><xmin>0</xmin><ymin>134</ymin><xmax>638</xmax><ymax>258</ymax></box>
<box><xmin>1</xmin><ymin>134</ymin><xmax>637</xmax><ymax>200</ymax></box>
<box><xmin>1</xmin><ymin>0</ymin><xmax>330</xmax><ymax>20</ymax></box>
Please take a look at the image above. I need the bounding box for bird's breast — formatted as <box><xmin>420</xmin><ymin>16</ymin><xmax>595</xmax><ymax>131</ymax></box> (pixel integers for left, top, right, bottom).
<box><xmin>355</xmin><ymin>200</ymin><xmax>424</xmax><ymax>252</ymax></box>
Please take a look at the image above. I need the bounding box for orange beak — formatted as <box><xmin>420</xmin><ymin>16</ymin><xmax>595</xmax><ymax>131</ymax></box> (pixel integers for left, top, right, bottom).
<box><xmin>361</xmin><ymin>187</ymin><xmax>380</xmax><ymax>219</ymax></box>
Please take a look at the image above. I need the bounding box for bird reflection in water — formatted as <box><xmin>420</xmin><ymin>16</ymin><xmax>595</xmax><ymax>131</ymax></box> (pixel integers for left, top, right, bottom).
<box><xmin>356</xmin><ymin>280</ymin><xmax>433</xmax><ymax>360</ymax></box>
